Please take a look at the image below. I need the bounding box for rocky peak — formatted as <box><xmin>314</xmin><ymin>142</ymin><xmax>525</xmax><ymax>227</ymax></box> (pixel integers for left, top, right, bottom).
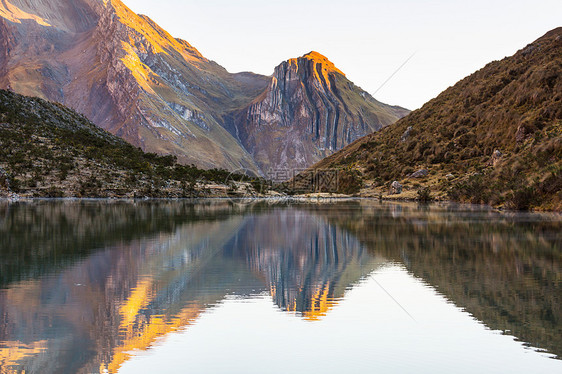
<box><xmin>229</xmin><ymin>52</ymin><xmax>409</xmax><ymax>174</ymax></box>
<box><xmin>300</xmin><ymin>28</ymin><xmax>562</xmax><ymax>210</ymax></box>
<box><xmin>272</xmin><ymin>51</ymin><xmax>344</xmax><ymax>89</ymax></box>
<box><xmin>0</xmin><ymin>0</ymin><xmax>407</xmax><ymax>177</ymax></box>
<box><xmin>0</xmin><ymin>0</ymin><xmax>268</xmax><ymax>173</ymax></box>
<box><xmin>299</xmin><ymin>51</ymin><xmax>345</xmax><ymax>76</ymax></box>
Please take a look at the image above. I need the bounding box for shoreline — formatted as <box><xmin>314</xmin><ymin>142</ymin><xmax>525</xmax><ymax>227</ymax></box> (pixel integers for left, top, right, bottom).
<box><xmin>1</xmin><ymin>195</ymin><xmax>561</xmax><ymax>214</ymax></box>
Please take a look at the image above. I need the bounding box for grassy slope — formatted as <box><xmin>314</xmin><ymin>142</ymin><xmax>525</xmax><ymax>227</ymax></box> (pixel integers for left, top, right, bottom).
<box><xmin>299</xmin><ymin>28</ymin><xmax>562</xmax><ymax>210</ymax></box>
<box><xmin>0</xmin><ymin>89</ymin><xmax>259</xmax><ymax>198</ymax></box>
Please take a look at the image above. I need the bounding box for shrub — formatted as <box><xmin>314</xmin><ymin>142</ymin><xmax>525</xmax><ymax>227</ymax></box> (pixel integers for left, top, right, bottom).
<box><xmin>506</xmin><ymin>187</ymin><xmax>536</xmax><ymax>210</ymax></box>
<box><xmin>417</xmin><ymin>187</ymin><xmax>433</xmax><ymax>202</ymax></box>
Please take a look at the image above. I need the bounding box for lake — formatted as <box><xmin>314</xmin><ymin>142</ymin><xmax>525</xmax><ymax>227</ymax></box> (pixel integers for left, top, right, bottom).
<box><xmin>0</xmin><ymin>200</ymin><xmax>561</xmax><ymax>373</ymax></box>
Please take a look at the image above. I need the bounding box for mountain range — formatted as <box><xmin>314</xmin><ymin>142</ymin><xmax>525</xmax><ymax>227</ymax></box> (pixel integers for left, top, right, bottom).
<box><xmin>1</xmin><ymin>0</ymin><xmax>559</xmax><ymax>210</ymax></box>
<box><xmin>0</xmin><ymin>0</ymin><xmax>407</xmax><ymax>175</ymax></box>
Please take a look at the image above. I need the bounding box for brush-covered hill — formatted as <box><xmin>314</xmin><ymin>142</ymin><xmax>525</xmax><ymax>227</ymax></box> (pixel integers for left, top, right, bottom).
<box><xmin>0</xmin><ymin>89</ymin><xmax>260</xmax><ymax>198</ymax></box>
<box><xmin>297</xmin><ymin>28</ymin><xmax>562</xmax><ymax>210</ymax></box>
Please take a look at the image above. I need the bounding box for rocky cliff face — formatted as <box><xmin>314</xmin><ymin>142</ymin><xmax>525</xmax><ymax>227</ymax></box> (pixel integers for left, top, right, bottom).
<box><xmin>228</xmin><ymin>52</ymin><xmax>409</xmax><ymax>173</ymax></box>
<box><xmin>0</xmin><ymin>0</ymin><xmax>407</xmax><ymax>175</ymax></box>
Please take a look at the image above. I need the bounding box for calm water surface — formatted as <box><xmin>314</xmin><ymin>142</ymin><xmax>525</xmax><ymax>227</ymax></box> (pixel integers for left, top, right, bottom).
<box><xmin>0</xmin><ymin>200</ymin><xmax>560</xmax><ymax>373</ymax></box>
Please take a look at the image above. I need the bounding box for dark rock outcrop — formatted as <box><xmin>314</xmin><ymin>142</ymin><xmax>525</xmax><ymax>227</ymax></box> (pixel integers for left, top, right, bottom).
<box><xmin>410</xmin><ymin>169</ymin><xmax>429</xmax><ymax>178</ymax></box>
<box><xmin>389</xmin><ymin>181</ymin><xmax>402</xmax><ymax>194</ymax></box>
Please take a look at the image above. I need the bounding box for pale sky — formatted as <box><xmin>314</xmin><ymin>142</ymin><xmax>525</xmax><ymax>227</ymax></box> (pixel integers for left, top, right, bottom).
<box><xmin>125</xmin><ymin>0</ymin><xmax>561</xmax><ymax>110</ymax></box>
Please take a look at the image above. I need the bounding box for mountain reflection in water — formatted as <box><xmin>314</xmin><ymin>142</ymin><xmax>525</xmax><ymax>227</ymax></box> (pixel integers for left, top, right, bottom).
<box><xmin>0</xmin><ymin>201</ymin><xmax>380</xmax><ymax>373</ymax></box>
<box><xmin>0</xmin><ymin>200</ymin><xmax>560</xmax><ymax>374</ymax></box>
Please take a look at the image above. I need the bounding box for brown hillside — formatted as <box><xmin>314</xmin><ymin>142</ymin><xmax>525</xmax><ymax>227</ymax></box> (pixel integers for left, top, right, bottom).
<box><xmin>298</xmin><ymin>28</ymin><xmax>562</xmax><ymax>210</ymax></box>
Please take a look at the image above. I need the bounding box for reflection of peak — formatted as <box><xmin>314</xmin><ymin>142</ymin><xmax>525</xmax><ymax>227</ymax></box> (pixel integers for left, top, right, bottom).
<box><xmin>105</xmin><ymin>301</ymin><xmax>204</xmax><ymax>373</ymax></box>
<box><xmin>0</xmin><ymin>203</ymin><xmax>384</xmax><ymax>373</ymax></box>
<box><xmin>0</xmin><ymin>339</ymin><xmax>48</xmax><ymax>370</ymax></box>
<box><xmin>283</xmin><ymin>282</ymin><xmax>339</xmax><ymax>321</ymax></box>
<box><xmin>234</xmin><ymin>211</ymin><xmax>382</xmax><ymax>317</ymax></box>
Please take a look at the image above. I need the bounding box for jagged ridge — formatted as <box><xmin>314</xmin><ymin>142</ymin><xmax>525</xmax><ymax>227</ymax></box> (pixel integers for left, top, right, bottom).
<box><xmin>0</xmin><ymin>0</ymin><xmax>269</xmax><ymax>173</ymax></box>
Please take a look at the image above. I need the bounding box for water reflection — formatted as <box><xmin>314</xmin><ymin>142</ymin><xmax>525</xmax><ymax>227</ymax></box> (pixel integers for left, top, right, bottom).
<box><xmin>0</xmin><ymin>201</ymin><xmax>380</xmax><ymax>373</ymax></box>
<box><xmin>228</xmin><ymin>211</ymin><xmax>381</xmax><ymax>320</ymax></box>
<box><xmin>0</xmin><ymin>200</ymin><xmax>560</xmax><ymax>374</ymax></box>
<box><xmin>310</xmin><ymin>201</ymin><xmax>562</xmax><ymax>358</ymax></box>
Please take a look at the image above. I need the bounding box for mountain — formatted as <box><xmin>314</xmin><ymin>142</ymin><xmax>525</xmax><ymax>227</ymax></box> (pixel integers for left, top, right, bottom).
<box><xmin>225</xmin><ymin>51</ymin><xmax>409</xmax><ymax>173</ymax></box>
<box><xmin>0</xmin><ymin>0</ymin><xmax>407</xmax><ymax>175</ymax></box>
<box><xmin>0</xmin><ymin>0</ymin><xmax>268</xmax><ymax>173</ymax></box>
<box><xmin>297</xmin><ymin>28</ymin><xmax>562</xmax><ymax>210</ymax></box>
<box><xmin>0</xmin><ymin>89</ymin><xmax>262</xmax><ymax>198</ymax></box>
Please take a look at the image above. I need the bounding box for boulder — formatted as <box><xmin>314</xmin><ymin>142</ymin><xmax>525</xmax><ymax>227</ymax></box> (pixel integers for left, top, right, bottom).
<box><xmin>491</xmin><ymin>149</ymin><xmax>503</xmax><ymax>167</ymax></box>
<box><xmin>389</xmin><ymin>181</ymin><xmax>403</xmax><ymax>195</ymax></box>
<box><xmin>410</xmin><ymin>169</ymin><xmax>429</xmax><ymax>178</ymax></box>
<box><xmin>401</xmin><ymin>126</ymin><xmax>413</xmax><ymax>142</ymax></box>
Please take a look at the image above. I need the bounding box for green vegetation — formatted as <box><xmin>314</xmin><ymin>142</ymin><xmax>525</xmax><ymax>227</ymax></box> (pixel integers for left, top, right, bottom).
<box><xmin>0</xmin><ymin>89</ymin><xmax>267</xmax><ymax>198</ymax></box>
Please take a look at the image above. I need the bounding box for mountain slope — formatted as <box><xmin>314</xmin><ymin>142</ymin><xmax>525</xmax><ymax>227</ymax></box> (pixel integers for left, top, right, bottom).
<box><xmin>0</xmin><ymin>89</ymin><xmax>258</xmax><ymax>198</ymax></box>
<box><xmin>0</xmin><ymin>0</ymin><xmax>407</xmax><ymax>175</ymax></box>
<box><xmin>0</xmin><ymin>0</ymin><xmax>269</xmax><ymax>173</ymax></box>
<box><xmin>298</xmin><ymin>28</ymin><xmax>562</xmax><ymax>210</ymax></box>
<box><xmin>227</xmin><ymin>51</ymin><xmax>409</xmax><ymax>173</ymax></box>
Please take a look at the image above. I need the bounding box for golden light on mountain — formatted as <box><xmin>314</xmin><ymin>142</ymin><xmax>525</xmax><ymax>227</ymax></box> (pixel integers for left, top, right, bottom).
<box><xmin>106</xmin><ymin>304</ymin><xmax>204</xmax><ymax>373</ymax></box>
<box><xmin>300</xmin><ymin>51</ymin><xmax>346</xmax><ymax>76</ymax></box>
<box><xmin>0</xmin><ymin>0</ymin><xmax>407</xmax><ymax>175</ymax></box>
<box><xmin>0</xmin><ymin>1</ymin><xmax>51</xmax><ymax>27</ymax></box>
